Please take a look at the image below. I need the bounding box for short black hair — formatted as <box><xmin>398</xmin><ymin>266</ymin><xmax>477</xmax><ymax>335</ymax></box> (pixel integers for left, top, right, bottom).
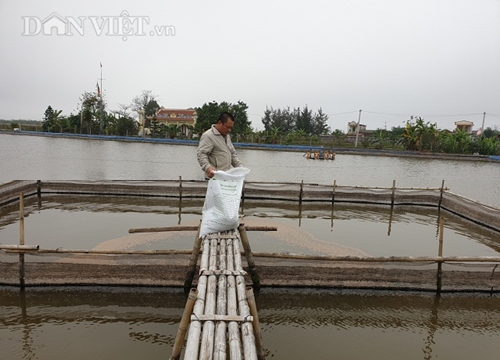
<box><xmin>218</xmin><ymin>112</ymin><xmax>235</xmax><ymax>124</ymax></box>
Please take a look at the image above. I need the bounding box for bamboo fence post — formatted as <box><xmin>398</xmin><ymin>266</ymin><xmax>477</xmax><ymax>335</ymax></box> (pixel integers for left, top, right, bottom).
<box><xmin>299</xmin><ymin>180</ymin><xmax>304</xmax><ymax>204</ymax></box>
<box><xmin>332</xmin><ymin>179</ymin><xmax>336</xmax><ymax>205</ymax></box>
<box><xmin>170</xmin><ymin>288</ymin><xmax>198</xmax><ymax>360</ymax></box>
<box><xmin>391</xmin><ymin>180</ymin><xmax>396</xmax><ymax>207</ymax></box>
<box><xmin>436</xmin><ymin>216</ymin><xmax>444</xmax><ymax>295</ymax></box>
<box><xmin>179</xmin><ymin>176</ymin><xmax>183</xmax><ymax>200</ymax></box>
<box><xmin>227</xmin><ymin>238</ymin><xmax>243</xmax><ymax>360</ymax></box>
<box><xmin>330</xmin><ymin>180</ymin><xmax>337</xmax><ymax>228</ymax></box>
<box><xmin>387</xmin><ymin>205</ymin><xmax>394</xmax><ymax>236</ymax></box>
<box><xmin>238</xmin><ymin>223</ymin><xmax>260</xmax><ymax>291</ymax></box>
<box><xmin>19</xmin><ymin>193</ymin><xmax>25</xmax><ymax>290</ymax></box>
<box><xmin>438</xmin><ymin>180</ymin><xmax>445</xmax><ymax>209</ymax></box>
<box><xmin>184</xmin><ymin>221</ymin><xmax>202</xmax><ymax>294</ymax></box>
<box><xmin>36</xmin><ymin>180</ymin><xmax>41</xmax><ymax>201</ymax></box>
<box><xmin>19</xmin><ymin>193</ymin><xmax>25</xmax><ymax>246</ymax></box>
<box><xmin>246</xmin><ymin>286</ymin><xmax>265</xmax><ymax>360</ymax></box>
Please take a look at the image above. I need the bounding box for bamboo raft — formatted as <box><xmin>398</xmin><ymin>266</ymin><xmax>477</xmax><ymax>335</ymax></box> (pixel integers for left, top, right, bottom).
<box><xmin>170</xmin><ymin>226</ymin><xmax>265</xmax><ymax>360</ymax></box>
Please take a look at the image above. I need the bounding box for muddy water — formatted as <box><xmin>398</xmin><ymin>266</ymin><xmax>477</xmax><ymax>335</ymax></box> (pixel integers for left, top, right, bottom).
<box><xmin>1</xmin><ymin>133</ymin><xmax>500</xmax><ymax>208</ymax></box>
<box><xmin>1</xmin><ymin>287</ymin><xmax>500</xmax><ymax>360</ymax></box>
<box><xmin>2</xmin><ymin>134</ymin><xmax>500</xmax><ymax>359</ymax></box>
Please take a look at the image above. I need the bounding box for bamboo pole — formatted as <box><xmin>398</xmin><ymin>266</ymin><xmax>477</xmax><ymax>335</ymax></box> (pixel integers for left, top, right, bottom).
<box><xmin>1</xmin><ymin>247</ymin><xmax>191</xmax><ymax>255</ymax></box>
<box><xmin>227</xmin><ymin>238</ymin><xmax>243</xmax><ymax>360</ymax></box>
<box><xmin>179</xmin><ymin>176</ymin><xmax>183</xmax><ymax>200</ymax></box>
<box><xmin>246</xmin><ymin>286</ymin><xmax>265</xmax><ymax>360</ymax></box>
<box><xmin>184</xmin><ymin>238</ymin><xmax>209</xmax><ymax>359</ymax></box>
<box><xmin>199</xmin><ymin>238</ymin><xmax>217</xmax><ymax>359</ymax></box>
<box><xmin>130</xmin><ymin>225</ymin><xmax>199</xmax><ymax>233</ymax></box>
<box><xmin>19</xmin><ymin>193</ymin><xmax>25</xmax><ymax>290</ymax></box>
<box><xmin>170</xmin><ymin>288</ymin><xmax>198</xmax><ymax>360</ymax></box>
<box><xmin>129</xmin><ymin>225</ymin><xmax>277</xmax><ymax>234</ymax></box>
<box><xmin>387</xmin><ymin>205</ymin><xmax>394</xmax><ymax>236</ymax></box>
<box><xmin>249</xmin><ymin>252</ymin><xmax>500</xmax><ymax>263</ymax></box>
<box><xmin>436</xmin><ymin>216</ymin><xmax>444</xmax><ymax>295</ymax></box>
<box><xmin>214</xmin><ymin>238</ymin><xmax>227</xmax><ymax>360</ymax></box>
<box><xmin>36</xmin><ymin>180</ymin><xmax>41</xmax><ymax>202</ymax></box>
<box><xmin>234</xmin><ymin>238</ymin><xmax>258</xmax><ymax>360</ymax></box>
<box><xmin>3</xmin><ymin>244</ymin><xmax>499</xmax><ymax>264</ymax></box>
<box><xmin>390</xmin><ymin>180</ymin><xmax>396</xmax><ymax>207</ymax></box>
<box><xmin>184</xmin><ymin>222</ymin><xmax>202</xmax><ymax>293</ymax></box>
<box><xmin>299</xmin><ymin>180</ymin><xmax>303</xmax><ymax>204</ymax></box>
<box><xmin>238</xmin><ymin>223</ymin><xmax>260</xmax><ymax>291</ymax></box>
<box><xmin>1</xmin><ymin>245</ymin><xmax>39</xmax><ymax>251</ymax></box>
<box><xmin>438</xmin><ymin>180</ymin><xmax>445</xmax><ymax>209</ymax></box>
<box><xmin>332</xmin><ymin>179</ymin><xmax>336</xmax><ymax>204</ymax></box>
<box><xmin>19</xmin><ymin>193</ymin><xmax>25</xmax><ymax>246</ymax></box>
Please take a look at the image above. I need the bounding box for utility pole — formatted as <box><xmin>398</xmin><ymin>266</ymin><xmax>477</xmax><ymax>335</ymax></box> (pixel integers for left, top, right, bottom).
<box><xmin>99</xmin><ymin>62</ymin><xmax>104</xmax><ymax>134</ymax></box>
<box><xmin>354</xmin><ymin>109</ymin><xmax>362</xmax><ymax>148</ymax></box>
<box><xmin>480</xmin><ymin>112</ymin><xmax>486</xmax><ymax>135</ymax></box>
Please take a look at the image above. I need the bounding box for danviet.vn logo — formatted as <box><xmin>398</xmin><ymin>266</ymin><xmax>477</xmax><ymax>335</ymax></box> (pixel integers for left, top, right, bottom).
<box><xmin>22</xmin><ymin>10</ymin><xmax>175</xmax><ymax>40</ymax></box>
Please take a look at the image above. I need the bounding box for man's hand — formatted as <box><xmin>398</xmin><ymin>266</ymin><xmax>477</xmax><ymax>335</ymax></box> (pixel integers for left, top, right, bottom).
<box><xmin>206</xmin><ymin>166</ymin><xmax>216</xmax><ymax>178</ymax></box>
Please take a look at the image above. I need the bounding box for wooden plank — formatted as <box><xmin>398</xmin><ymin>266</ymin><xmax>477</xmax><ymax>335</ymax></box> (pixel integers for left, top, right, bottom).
<box><xmin>191</xmin><ymin>314</ymin><xmax>254</xmax><ymax>322</ymax></box>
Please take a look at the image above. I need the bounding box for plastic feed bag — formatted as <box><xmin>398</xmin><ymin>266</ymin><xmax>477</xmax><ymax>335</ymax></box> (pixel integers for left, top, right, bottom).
<box><xmin>199</xmin><ymin>167</ymin><xmax>250</xmax><ymax>237</ymax></box>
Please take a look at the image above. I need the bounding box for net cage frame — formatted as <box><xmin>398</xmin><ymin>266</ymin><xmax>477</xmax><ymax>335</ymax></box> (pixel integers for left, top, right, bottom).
<box><xmin>1</xmin><ymin>180</ymin><xmax>500</xmax><ymax>292</ymax></box>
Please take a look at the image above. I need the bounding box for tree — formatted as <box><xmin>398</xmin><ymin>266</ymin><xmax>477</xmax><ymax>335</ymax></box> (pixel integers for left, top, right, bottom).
<box><xmin>312</xmin><ymin>108</ymin><xmax>330</xmax><ymax>135</ymax></box>
<box><xmin>131</xmin><ymin>90</ymin><xmax>159</xmax><ymax>133</ymax></box>
<box><xmin>116</xmin><ymin>116</ymin><xmax>139</xmax><ymax>136</ymax></box>
<box><xmin>372</xmin><ymin>129</ymin><xmax>389</xmax><ymax>150</ymax></box>
<box><xmin>331</xmin><ymin>129</ymin><xmax>345</xmax><ymax>146</ymax></box>
<box><xmin>194</xmin><ymin>101</ymin><xmax>251</xmax><ymax>136</ymax></box>
<box><xmin>167</xmin><ymin>124</ymin><xmax>180</xmax><ymax>139</ymax></box>
<box><xmin>261</xmin><ymin>106</ymin><xmax>329</xmax><ymax>137</ymax></box>
<box><xmin>78</xmin><ymin>91</ymin><xmax>105</xmax><ymax>134</ymax></box>
<box><xmin>260</xmin><ymin>106</ymin><xmax>296</xmax><ymax>135</ymax></box>
<box><xmin>483</xmin><ymin>127</ymin><xmax>499</xmax><ymax>139</ymax></box>
<box><xmin>402</xmin><ymin>121</ymin><xmax>418</xmax><ymax>150</ymax></box>
<box><xmin>296</xmin><ymin>106</ymin><xmax>313</xmax><ymax>134</ymax></box>
<box><xmin>42</xmin><ymin>106</ymin><xmax>54</xmax><ymax>132</ymax></box>
<box><xmin>42</xmin><ymin>105</ymin><xmax>63</xmax><ymax>132</ymax></box>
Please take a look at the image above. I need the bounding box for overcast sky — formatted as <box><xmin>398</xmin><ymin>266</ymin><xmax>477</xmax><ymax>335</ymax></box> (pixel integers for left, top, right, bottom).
<box><xmin>1</xmin><ymin>0</ymin><xmax>499</xmax><ymax>131</ymax></box>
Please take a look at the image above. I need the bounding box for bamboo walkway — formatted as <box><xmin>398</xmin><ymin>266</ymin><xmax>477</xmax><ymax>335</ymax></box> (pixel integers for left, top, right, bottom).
<box><xmin>170</xmin><ymin>226</ymin><xmax>265</xmax><ymax>360</ymax></box>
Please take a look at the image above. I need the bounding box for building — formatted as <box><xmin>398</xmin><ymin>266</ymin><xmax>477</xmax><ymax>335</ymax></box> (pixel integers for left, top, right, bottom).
<box><xmin>345</xmin><ymin>121</ymin><xmax>374</xmax><ymax>143</ymax></box>
<box><xmin>454</xmin><ymin>120</ymin><xmax>474</xmax><ymax>134</ymax></box>
<box><xmin>145</xmin><ymin>108</ymin><xmax>197</xmax><ymax>138</ymax></box>
<box><xmin>347</xmin><ymin>121</ymin><xmax>367</xmax><ymax>133</ymax></box>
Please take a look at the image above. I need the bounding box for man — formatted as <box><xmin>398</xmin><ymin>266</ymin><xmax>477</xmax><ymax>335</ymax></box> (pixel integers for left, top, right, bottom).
<box><xmin>197</xmin><ymin>112</ymin><xmax>243</xmax><ymax>179</ymax></box>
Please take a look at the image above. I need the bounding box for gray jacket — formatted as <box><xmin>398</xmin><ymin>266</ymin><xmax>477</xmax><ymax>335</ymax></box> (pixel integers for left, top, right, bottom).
<box><xmin>197</xmin><ymin>125</ymin><xmax>242</xmax><ymax>172</ymax></box>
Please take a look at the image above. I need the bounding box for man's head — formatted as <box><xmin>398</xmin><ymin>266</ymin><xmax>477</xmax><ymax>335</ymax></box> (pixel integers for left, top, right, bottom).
<box><xmin>215</xmin><ymin>112</ymin><xmax>235</xmax><ymax>136</ymax></box>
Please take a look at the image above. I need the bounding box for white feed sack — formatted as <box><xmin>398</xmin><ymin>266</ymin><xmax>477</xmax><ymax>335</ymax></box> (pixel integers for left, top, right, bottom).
<box><xmin>199</xmin><ymin>167</ymin><xmax>250</xmax><ymax>238</ymax></box>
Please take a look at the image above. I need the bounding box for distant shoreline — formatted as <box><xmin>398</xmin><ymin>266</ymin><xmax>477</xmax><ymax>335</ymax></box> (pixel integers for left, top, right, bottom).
<box><xmin>2</xmin><ymin>130</ymin><xmax>498</xmax><ymax>163</ymax></box>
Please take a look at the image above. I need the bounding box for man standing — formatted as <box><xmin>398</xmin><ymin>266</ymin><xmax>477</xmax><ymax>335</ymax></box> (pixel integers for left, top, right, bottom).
<box><xmin>197</xmin><ymin>112</ymin><xmax>243</xmax><ymax>179</ymax></box>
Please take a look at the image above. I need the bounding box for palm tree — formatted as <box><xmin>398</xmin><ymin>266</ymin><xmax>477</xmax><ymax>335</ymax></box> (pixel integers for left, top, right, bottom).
<box><xmin>372</xmin><ymin>129</ymin><xmax>388</xmax><ymax>150</ymax></box>
<box><xmin>167</xmin><ymin>124</ymin><xmax>180</xmax><ymax>139</ymax></box>
<box><xmin>402</xmin><ymin>122</ymin><xmax>418</xmax><ymax>150</ymax></box>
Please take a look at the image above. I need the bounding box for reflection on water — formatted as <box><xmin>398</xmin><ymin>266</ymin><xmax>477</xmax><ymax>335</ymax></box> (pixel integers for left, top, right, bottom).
<box><xmin>1</xmin><ymin>287</ymin><xmax>500</xmax><ymax>360</ymax></box>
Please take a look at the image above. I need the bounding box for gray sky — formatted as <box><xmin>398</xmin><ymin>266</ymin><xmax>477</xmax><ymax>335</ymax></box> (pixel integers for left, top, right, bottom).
<box><xmin>1</xmin><ymin>0</ymin><xmax>499</xmax><ymax>131</ymax></box>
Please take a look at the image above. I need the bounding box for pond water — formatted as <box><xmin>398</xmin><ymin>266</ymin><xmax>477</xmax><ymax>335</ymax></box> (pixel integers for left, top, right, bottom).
<box><xmin>1</xmin><ymin>133</ymin><xmax>500</xmax><ymax>207</ymax></box>
<box><xmin>1</xmin><ymin>133</ymin><xmax>500</xmax><ymax>360</ymax></box>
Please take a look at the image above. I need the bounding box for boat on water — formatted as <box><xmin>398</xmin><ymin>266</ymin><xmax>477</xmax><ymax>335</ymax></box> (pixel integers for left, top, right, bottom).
<box><xmin>304</xmin><ymin>149</ymin><xmax>336</xmax><ymax>160</ymax></box>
